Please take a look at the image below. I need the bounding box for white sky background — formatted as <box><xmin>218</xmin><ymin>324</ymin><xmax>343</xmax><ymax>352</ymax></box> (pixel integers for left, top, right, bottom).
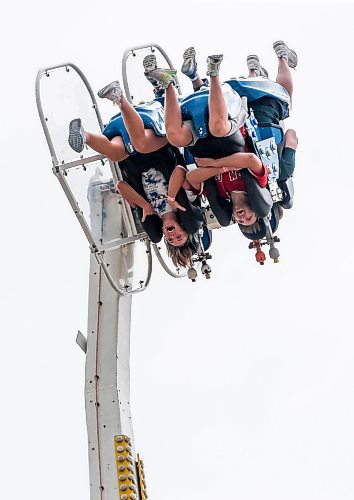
<box><xmin>1</xmin><ymin>1</ymin><xmax>354</xmax><ymax>499</ymax></box>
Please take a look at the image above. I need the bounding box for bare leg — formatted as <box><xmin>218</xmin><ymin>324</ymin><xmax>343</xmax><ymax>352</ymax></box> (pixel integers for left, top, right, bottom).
<box><xmin>164</xmin><ymin>84</ymin><xmax>193</xmax><ymax>146</ymax></box>
<box><xmin>275</xmin><ymin>58</ymin><xmax>293</xmax><ymax>98</ymax></box>
<box><xmin>119</xmin><ymin>95</ymin><xmax>167</xmax><ymax>153</ymax></box>
<box><xmin>284</xmin><ymin>128</ymin><xmax>298</xmax><ymax>149</ymax></box>
<box><xmin>208</xmin><ymin>76</ymin><xmax>231</xmax><ymax>137</ymax></box>
<box><xmin>191</xmin><ymin>76</ymin><xmax>205</xmax><ymax>90</ymax></box>
<box><xmin>86</xmin><ymin>133</ymin><xmax>128</xmax><ymax>162</ymax></box>
<box><xmin>248</xmin><ymin>69</ymin><xmax>257</xmax><ymax>78</ymax></box>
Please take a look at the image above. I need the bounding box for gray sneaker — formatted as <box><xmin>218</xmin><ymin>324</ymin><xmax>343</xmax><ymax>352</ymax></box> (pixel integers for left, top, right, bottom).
<box><xmin>145</xmin><ymin>68</ymin><xmax>177</xmax><ymax>89</ymax></box>
<box><xmin>143</xmin><ymin>54</ymin><xmax>160</xmax><ymax>87</ymax></box>
<box><xmin>273</xmin><ymin>40</ymin><xmax>298</xmax><ymax>69</ymax></box>
<box><xmin>97</xmin><ymin>80</ymin><xmax>122</xmax><ymax>105</ymax></box>
<box><xmin>68</xmin><ymin>118</ymin><xmax>85</xmax><ymax>153</ymax></box>
<box><xmin>206</xmin><ymin>54</ymin><xmax>223</xmax><ymax>77</ymax></box>
<box><xmin>181</xmin><ymin>47</ymin><xmax>198</xmax><ymax>79</ymax></box>
<box><xmin>143</xmin><ymin>54</ymin><xmax>157</xmax><ymax>74</ymax></box>
<box><xmin>246</xmin><ymin>55</ymin><xmax>269</xmax><ymax>78</ymax></box>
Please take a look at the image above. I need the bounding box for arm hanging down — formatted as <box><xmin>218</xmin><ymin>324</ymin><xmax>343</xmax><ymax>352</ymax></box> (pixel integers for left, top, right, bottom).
<box><xmin>166</xmin><ymin>165</ymin><xmax>193</xmax><ymax>212</ymax></box>
<box><xmin>116</xmin><ymin>181</ymin><xmax>154</xmax><ymax>222</ymax></box>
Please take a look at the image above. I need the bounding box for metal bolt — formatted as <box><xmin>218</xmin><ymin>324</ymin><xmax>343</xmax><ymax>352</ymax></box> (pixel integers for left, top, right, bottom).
<box><xmin>121</xmin><ymin>495</ymin><xmax>128</xmax><ymax>500</ymax></box>
<box><xmin>120</xmin><ymin>484</ymin><xmax>128</xmax><ymax>491</ymax></box>
<box><xmin>117</xmin><ymin>446</ymin><xmax>124</xmax><ymax>452</ymax></box>
<box><xmin>128</xmin><ymin>474</ymin><xmax>135</xmax><ymax>481</ymax></box>
<box><xmin>119</xmin><ymin>474</ymin><xmax>126</xmax><ymax>481</ymax></box>
<box><xmin>118</xmin><ymin>456</ymin><xmax>125</xmax><ymax>462</ymax></box>
<box><xmin>126</xmin><ymin>445</ymin><xmax>132</xmax><ymax>452</ymax></box>
<box><xmin>118</xmin><ymin>465</ymin><xmax>125</xmax><ymax>471</ymax></box>
<box><xmin>116</xmin><ymin>436</ymin><xmax>124</xmax><ymax>442</ymax></box>
<box><xmin>127</xmin><ymin>465</ymin><xmax>134</xmax><ymax>472</ymax></box>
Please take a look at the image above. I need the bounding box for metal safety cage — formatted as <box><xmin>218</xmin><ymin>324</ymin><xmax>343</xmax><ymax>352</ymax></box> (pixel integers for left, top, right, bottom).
<box><xmin>152</xmin><ymin>243</ymin><xmax>187</xmax><ymax>279</ymax></box>
<box><xmin>35</xmin><ymin>62</ymin><xmax>152</xmax><ymax>295</ymax></box>
<box><xmin>121</xmin><ymin>43</ymin><xmax>182</xmax><ymax>104</ymax></box>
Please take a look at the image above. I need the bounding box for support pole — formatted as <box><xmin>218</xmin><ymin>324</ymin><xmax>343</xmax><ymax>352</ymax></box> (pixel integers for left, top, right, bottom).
<box><xmin>85</xmin><ymin>180</ymin><xmax>142</xmax><ymax>500</ymax></box>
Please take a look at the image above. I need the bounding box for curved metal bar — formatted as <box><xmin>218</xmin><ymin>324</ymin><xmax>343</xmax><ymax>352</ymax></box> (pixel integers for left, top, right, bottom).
<box><xmin>36</xmin><ymin>62</ymin><xmax>153</xmax><ymax>294</ymax></box>
<box><xmin>121</xmin><ymin>43</ymin><xmax>182</xmax><ymax>104</ymax></box>
<box><xmin>95</xmin><ymin>238</ymin><xmax>153</xmax><ymax>295</ymax></box>
<box><xmin>35</xmin><ymin>62</ymin><xmax>104</xmax><ymax>165</ymax></box>
<box><xmin>36</xmin><ymin>63</ymin><xmax>138</xmax><ymax>238</ymax></box>
<box><xmin>152</xmin><ymin>243</ymin><xmax>187</xmax><ymax>279</ymax></box>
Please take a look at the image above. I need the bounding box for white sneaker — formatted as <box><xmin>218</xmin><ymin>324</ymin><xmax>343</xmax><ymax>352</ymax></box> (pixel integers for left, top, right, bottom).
<box><xmin>246</xmin><ymin>55</ymin><xmax>269</xmax><ymax>78</ymax></box>
<box><xmin>273</xmin><ymin>41</ymin><xmax>298</xmax><ymax>69</ymax></box>
<box><xmin>97</xmin><ymin>80</ymin><xmax>122</xmax><ymax>105</ymax></box>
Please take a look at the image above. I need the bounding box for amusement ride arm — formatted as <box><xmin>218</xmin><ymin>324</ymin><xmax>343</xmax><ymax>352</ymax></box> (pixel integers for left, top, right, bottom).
<box><xmin>195</xmin><ymin>152</ymin><xmax>264</xmax><ymax>175</ymax></box>
<box><xmin>186</xmin><ymin>166</ymin><xmax>224</xmax><ymax>191</ymax></box>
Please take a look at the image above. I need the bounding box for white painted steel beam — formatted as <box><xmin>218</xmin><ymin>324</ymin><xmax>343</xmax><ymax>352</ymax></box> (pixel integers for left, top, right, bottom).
<box><xmin>85</xmin><ymin>180</ymin><xmax>140</xmax><ymax>500</ymax></box>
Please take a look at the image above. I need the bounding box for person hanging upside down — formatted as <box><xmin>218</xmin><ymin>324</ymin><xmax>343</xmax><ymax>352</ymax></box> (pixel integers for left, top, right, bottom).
<box><xmin>233</xmin><ymin>40</ymin><xmax>299</xmax><ymax>183</ymax></box>
<box><xmin>145</xmin><ymin>41</ymin><xmax>298</xmax><ymax>231</ymax></box>
<box><xmin>145</xmin><ymin>50</ymin><xmax>267</xmax><ymax>229</ymax></box>
<box><xmin>67</xmin><ymin>81</ymin><xmax>203</xmax><ymax>268</ymax></box>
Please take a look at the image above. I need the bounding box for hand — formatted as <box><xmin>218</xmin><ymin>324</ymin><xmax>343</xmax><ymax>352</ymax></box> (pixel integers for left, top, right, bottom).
<box><xmin>141</xmin><ymin>203</ymin><xmax>154</xmax><ymax>222</ymax></box>
<box><xmin>195</xmin><ymin>157</ymin><xmax>217</xmax><ymax>167</ymax></box>
<box><xmin>167</xmin><ymin>198</ymin><xmax>186</xmax><ymax>212</ymax></box>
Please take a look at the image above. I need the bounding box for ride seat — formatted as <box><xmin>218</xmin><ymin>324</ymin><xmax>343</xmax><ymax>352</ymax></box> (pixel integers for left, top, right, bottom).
<box><xmin>180</xmin><ymin>83</ymin><xmax>243</xmax><ymax>139</ymax></box>
<box><xmin>102</xmin><ymin>100</ymin><xmax>166</xmax><ymax>153</ymax></box>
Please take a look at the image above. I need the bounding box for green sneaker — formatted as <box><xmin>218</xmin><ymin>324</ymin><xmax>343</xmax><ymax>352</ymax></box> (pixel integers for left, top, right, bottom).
<box><xmin>145</xmin><ymin>68</ymin><xmax>177</xmax><ymax>89</ymax></box>
<box><xmin>206</xmin><ymin>54</ymin><xmax>223</xmax><ymax>77</ymax></box>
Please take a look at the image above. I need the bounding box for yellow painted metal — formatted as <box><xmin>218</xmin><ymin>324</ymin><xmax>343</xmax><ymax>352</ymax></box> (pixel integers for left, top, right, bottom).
<box><xmin>114</xmin><ymin>435</ymin><xmax>138</xmax><ymax>500</ymax></box>
<box><xmin>137</xmin><ymin>454</ymin><xmax>148</xmax><ymax>500</ymax></box>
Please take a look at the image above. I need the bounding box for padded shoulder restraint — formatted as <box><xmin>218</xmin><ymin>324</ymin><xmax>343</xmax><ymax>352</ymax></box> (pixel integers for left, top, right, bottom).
<box><xmin>240</xmin><ymin>169</ymin><xmax>273</xmax><ymax>219</ymax></box>
<box><xmin>203</xmin><ymin>177</ymin><xmax>233</xmax><ymax>227</ymax></box>
<box><xmin>256</xmin><ymin>122</ymin><xmax>284</xmax><ymax>145</ymax></box>
<box><xmin>181</xmin><ymin>83</ymin><xmax>243</xmax><ymax>139</ymax></box>
<box><xmin>102</xmin><ymin>100</ymin><xmax>166</xmax><ymax>154</ymax></box>
<box><xmin>225</xmin><ymin>78</ymin><xmax>291</xmax><ymax>106</ymax></box>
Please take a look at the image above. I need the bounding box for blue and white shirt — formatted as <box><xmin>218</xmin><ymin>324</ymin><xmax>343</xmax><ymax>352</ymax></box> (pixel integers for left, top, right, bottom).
<box><xmin>141</xmin><ymin>168</ymin><xmax>173</xmax><ymax>217</ymax></box>
<box><xmin>141</xmin><ymin>167</ymin><xmax>197</xmax><ymax>218</ymax></box>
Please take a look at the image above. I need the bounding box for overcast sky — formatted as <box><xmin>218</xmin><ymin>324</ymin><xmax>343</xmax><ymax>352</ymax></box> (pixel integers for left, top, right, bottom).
<box><xmin>1</xmin><ymin>1</ymin><xmax>354</xmax><ymax>499</ymax></box>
